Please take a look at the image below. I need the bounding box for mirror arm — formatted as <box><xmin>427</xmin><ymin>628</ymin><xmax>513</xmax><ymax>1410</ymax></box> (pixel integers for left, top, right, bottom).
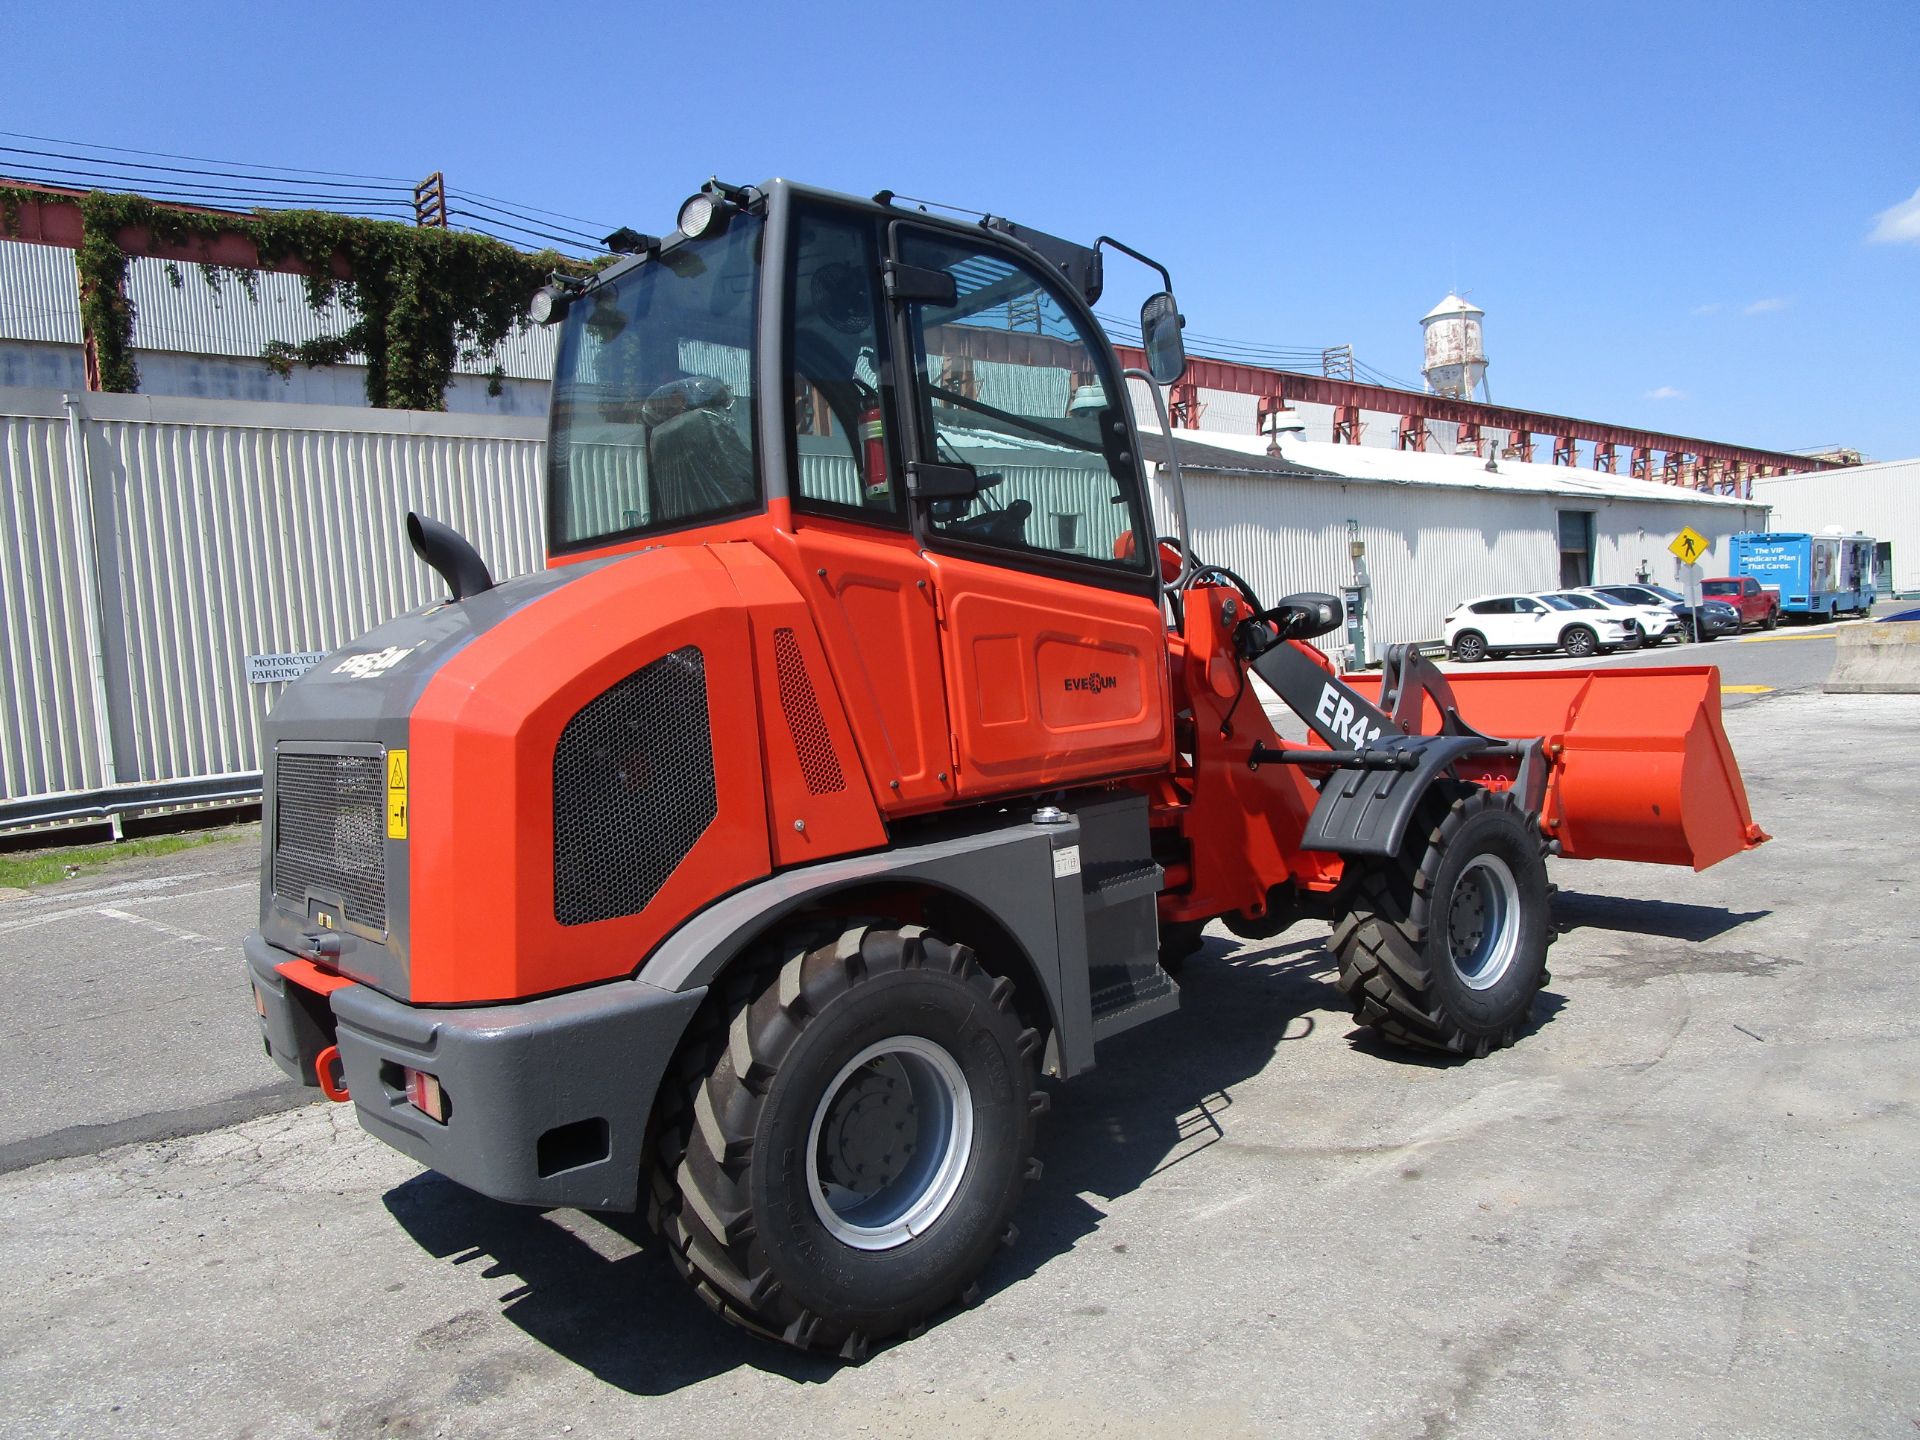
<box><xmin>1124</xmin><ymin>367</ymin><xmax>1193</xmax><ymax>595</ymax></box>
<box><xmin>1095</xmin><ymin>236</ymin><xmax>1172</xmax><ymax>293</ymax></box>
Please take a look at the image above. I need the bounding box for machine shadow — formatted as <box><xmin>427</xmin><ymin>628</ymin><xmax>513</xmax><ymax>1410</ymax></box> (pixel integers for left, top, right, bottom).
<box><xmin>1552</xmin><ymin>891</ymin><xmax>1769</xmax><ymax>942</ymax></box>
<box><xmin>382</xmin><ymin>1174</ymin><xmax>838</xmax><ymax>1395</ymax></box>
<box><xmin>984</xmin><ymin>930</ymin><xmax>1343</xmax><ymax>1298</ymax></box>
<box><xmin>380</xmin><ymin>927</ymin><xmax>1346</xmax><ymax>1390</ymax></box>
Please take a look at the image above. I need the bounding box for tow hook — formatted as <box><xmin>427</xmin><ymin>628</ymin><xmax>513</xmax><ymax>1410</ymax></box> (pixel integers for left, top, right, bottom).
<box><xmin>315</xmin><ymin>1045</ymin><xmax>351</xmax><ymax>1102</ymax></box>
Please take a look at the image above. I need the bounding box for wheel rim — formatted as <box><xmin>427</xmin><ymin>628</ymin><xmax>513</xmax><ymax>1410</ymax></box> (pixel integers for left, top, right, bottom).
<box><xmin>1447</xmin><ymin>854</ymin><xmax>1523</xmax><ymax>990</ymax></box>
<box><xmin>1457</xmin><ymin>635</ymin><xmax>1483</xmax><ymax>660</ymax></box>
<box><xmin>1566</xmin><ymin>629</ymin><xmax>1594</xmax><ymax>656</ymax></box>
<box><xmin>805</xmin><ymin>1036</ymin><xmax>973</xmax><ymax>1251</ymax></box>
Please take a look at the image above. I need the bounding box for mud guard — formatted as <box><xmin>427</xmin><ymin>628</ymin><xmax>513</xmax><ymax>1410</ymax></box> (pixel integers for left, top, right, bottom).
<box><xmin>1245</xmin><ymin>637</ymin><xmax>1547</xmax><ymax>859</ymax></box>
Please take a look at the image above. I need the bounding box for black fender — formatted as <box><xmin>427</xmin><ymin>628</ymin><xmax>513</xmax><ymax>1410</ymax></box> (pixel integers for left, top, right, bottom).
<box><xmin>1244</xmin><ymin>635</ymin><xmax>1547</xmax><ymax>859</ymax></box>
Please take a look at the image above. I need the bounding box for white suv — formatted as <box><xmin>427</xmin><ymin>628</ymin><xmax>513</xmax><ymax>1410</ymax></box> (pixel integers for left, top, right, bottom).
<box><xmin>1572</xmin><ymin>587</ymin><xmax>1678</xmax><ymax>643</ymax></box>
<box><xmin>1444</xmin><ymin>592</ymin><xmax>1635</xmax><ymax>662</ymax></box>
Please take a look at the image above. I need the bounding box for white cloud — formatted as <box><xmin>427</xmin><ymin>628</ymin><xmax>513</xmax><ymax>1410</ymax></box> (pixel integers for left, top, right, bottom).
<box><xmin>1742</xmin><ymin>297</ymin><xmax>1789</xmax><ymax>314</ymax></box>
<box><xmin>1691</xmin><ymin>302</ymin><xmax>1722</xmax><ymax>316</ymax></box>
<box><xmin>1645</xmin><ymin>386</ymin><xmax>1687</xmax><ymax>400</ymax></box>
<box><xmin>1868</xmin><ymin>186</ymin><xmax>1920</xmax><ymax>245</ymax></box>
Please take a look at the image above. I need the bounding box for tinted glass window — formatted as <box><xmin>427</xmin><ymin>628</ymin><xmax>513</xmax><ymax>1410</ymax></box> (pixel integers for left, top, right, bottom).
<box><xmin>790</xmin><ymin>210</ymin><xmax>901</xmax><ymax>521</ymax></box>
<box><xmin>1703</xmin><ymin>581</ymin><xmax>1738</xmax><ymax>596</ymax></box>
<box><xmin>1469</xmin><ymin>599</ymin><xmax>1511</xmax><ymax>615</ymax></box>
<box><xmin>548</xmin><ymin>221</ymin><xmax>763</xmax><ymax>548</ymax></box>
<box><xmin>898</xmin><ymin>231</ymin><xmax>1148</xmax><ymax>573</ymax></box>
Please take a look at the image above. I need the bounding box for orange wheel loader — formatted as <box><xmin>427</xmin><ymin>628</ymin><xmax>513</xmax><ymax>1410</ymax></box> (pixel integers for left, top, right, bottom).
<box><xmin>244</xmin><ymin>179</ymin><xmax>1767</xmax><ymax>1359</ymax></box>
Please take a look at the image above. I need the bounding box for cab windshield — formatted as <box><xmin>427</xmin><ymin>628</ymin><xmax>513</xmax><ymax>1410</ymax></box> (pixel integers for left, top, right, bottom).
<box><xmin>547</xmin><ymin>218</ymin><xmax>764</xmax><ymax>550</ymax></box>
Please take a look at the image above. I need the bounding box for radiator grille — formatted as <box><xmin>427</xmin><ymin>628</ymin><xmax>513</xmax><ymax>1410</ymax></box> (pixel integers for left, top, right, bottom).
<box><xmin>773</xmin><ymin>628</ymin><xmax>846</xmax><ymax>796</ymax></box>
<box><xmin>273</xmin><ymin>752</ymin><xmax>386</xmax><ymax>929</ymax></box>
<box><xmin>554</xmin><ymin>646</ymin><xmax>716</xmax><ymax>926</ymax></box>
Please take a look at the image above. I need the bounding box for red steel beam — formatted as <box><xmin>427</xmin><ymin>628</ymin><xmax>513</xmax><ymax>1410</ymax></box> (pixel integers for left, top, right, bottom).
<box><xmin>1115</xmin><ymin>343</ymin><xmax>1839</xmax><ymax>476</ymax></box>
<box><xmin>5</xmin><ymin>184</ymin><xmax>351</xmax><ymax>278</ymax></box>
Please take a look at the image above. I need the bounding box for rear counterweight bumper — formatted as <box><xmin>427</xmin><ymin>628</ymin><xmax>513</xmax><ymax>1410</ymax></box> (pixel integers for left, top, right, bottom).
<box><xmin>329</xmin><ymin>975</ymin><xmax>705</xmax><ymax>1211</ymax></box>
<box><xmin>246</xmin><ymin>931</ymin><xmax>705</xmax><ymax>1211</ymax></box>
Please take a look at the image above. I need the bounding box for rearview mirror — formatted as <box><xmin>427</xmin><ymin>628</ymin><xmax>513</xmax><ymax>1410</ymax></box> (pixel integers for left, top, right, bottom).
<box><xmin>1140</xmin><ymin>292</ymin><xmax>1186</xmax><ymax>384</ymax></box>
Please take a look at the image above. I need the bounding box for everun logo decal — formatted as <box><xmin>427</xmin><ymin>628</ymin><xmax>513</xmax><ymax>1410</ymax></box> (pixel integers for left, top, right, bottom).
<box><xmin>1314</xmin><ymin>681</ymin><xmax>1382</xmax><ymax>748</ymax></box>
<box><xmin>1063</xmin><ymin>672</ymin><xmax>1119</xmax><ymax>695</ymax></box>
<box><xmin>332</xmin><ymin>645</ymin><xmax>416</xmax><ymax>680</ymax></box>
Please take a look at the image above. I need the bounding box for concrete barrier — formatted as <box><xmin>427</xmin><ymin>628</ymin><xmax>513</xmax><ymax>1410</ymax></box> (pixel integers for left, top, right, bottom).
<box><xmin>1825</xmin><ymin>621</ymin><xmax>1920</xmax><ymax>693</ymax></box>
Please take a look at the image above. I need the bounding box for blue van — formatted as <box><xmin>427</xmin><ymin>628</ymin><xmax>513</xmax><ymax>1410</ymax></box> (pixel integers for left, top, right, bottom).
<box><xmin>1727</xmin><ymin>532</ymin><xmax>1877</xmax><ymax>620</ymax></box>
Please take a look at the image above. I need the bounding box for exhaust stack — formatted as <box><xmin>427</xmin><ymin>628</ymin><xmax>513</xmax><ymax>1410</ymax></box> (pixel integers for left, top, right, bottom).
<box><xmin>407</xmin><ymin>512</ymin><xmax>495</xmax><ymax>601</ymax></box>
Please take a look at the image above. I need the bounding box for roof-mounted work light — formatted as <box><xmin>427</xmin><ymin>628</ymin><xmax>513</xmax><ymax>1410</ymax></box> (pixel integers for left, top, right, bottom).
<box><xmin>677</xmin><ymin>190</ymin><xmax>735</xmax><ymax>239</ymax></box>
<box><xmin>528</xmin><ymin>277</ymin><xmax>584</xmax><ymax>326</ymax></box>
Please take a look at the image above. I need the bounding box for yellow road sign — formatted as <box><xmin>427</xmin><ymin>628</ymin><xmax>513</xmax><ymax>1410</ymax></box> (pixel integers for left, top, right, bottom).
<box><xmin>1668</xmin><ymin>526</ymin><xmax>1710</xmax><ymax>564</ymax></box>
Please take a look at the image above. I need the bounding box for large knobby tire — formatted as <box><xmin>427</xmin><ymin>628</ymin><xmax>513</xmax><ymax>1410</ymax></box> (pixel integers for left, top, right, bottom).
<box><xmin>1331</xmin><ymin>787</ymin><xmax>1553</xmax><ymax>1057</ymax></box>
<box><xmin>647</xmin><ymin>923</ymin><xmax>1043</xmax><ymax>1359</ymax></box>
<box><xmin>1450</xmin><ymin>630</ymin><xmax>1488</xmax><ymax>663</ymax></box>
<box><xmin>1561</xmin><ymin>625</ymin><xmax>1598</xmax><ymax>659</ymax></box>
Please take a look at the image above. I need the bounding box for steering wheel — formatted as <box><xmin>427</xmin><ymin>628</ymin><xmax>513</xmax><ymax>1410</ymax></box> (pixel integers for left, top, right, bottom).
<box><xmin>948</xmin><ymin>498</ymin><xmax>1032</xmax><ymax>546</ymax></box>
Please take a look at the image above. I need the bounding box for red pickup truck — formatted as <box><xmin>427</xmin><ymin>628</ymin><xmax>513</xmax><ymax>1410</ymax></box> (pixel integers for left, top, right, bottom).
<box><xmin>1703</xmin><ymin>575</ymin><xmax>1780</xmax><ymax>629</ymax></box>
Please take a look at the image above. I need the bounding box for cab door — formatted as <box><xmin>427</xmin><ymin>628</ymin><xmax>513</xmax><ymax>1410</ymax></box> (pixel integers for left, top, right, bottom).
<box><xmin>782</xmin><ymin>205</ymin><xmax>954</xmax><ymax>811</ymax></box>
<box><xmin>886</xmin><ymin>223</ymin><xmax>1171</xmax><ymax>800</ymax></box>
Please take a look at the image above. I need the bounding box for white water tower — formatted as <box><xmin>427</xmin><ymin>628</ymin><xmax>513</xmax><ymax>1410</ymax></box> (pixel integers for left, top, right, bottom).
<box><xmin>1421</xmin><ymin>293</ymin><xmax>1488</xmax><ymax>400</ymax></box>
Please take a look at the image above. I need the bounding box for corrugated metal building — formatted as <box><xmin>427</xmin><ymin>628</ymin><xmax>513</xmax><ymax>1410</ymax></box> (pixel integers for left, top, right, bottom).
<box><xmin>1139</xmin><ymin>414</ymin><xmax>1768</xmax><ymax>652</ymax></box>
<box><xmin>0</xmin><ymin>239</ymin><xmax>555</xmax><ymax>416</ymax></box>
<box><xmin>1</xmin><ymin>389</ymin><xmax>544</xmax><ymax>829</ymax></box>
<box><xmin>1751</xmin><ymin>458</ymin><xmax>1919</xmax><ymax>595</ymax></box>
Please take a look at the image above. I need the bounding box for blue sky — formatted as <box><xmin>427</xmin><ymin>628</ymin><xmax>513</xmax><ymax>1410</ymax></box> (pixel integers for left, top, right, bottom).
<box><xmin>8</xmin><ymin>1</ymin><xmax>1918</xmax><ymax>457</ymax></box>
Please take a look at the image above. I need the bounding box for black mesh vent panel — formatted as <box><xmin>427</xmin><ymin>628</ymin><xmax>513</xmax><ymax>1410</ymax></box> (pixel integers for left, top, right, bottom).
<box><xmin>273</xmin><ymin>752</ymin><xmax>386</xmax><ymax>929</ymax></box>
<box><xmin>773</xmin><ymin>627</ymin><xmax>846</xmax><ymax>797</ymax></box>
<box><xmin>554</xmin><ymin>646</ymin><xmax>716</xmax><ymax>926</ymax></box>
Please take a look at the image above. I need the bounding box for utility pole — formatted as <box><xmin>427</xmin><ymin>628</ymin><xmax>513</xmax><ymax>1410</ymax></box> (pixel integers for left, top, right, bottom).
<box><xmin>413</xmin><ymin>172</ymin><xmax>448</xmax><ymax>228</ymax></box>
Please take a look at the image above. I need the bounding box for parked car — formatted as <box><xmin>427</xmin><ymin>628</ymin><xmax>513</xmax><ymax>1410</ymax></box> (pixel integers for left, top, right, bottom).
<box><xmin>1587</xmin><ymin>583</ymin><xmax>1740</xmax><ymax>642</ymax></box>
<box><xmin>1444</xmin><ymin>591</ymin><xmax>1636</xmax><ymax>662</ymax></box>
<box><xmin>1702</xmin><ymin>575</ymin><xmax>1780</xmax><ymax>630</ymax></box>
<box><xmin>1573</xmin><ymin>587</ymin><xmax>1680</xmax><ymax>643</ymax></box>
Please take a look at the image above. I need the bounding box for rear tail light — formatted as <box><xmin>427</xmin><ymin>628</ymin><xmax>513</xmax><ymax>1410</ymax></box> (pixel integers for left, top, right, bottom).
<box><xmin>405</xmin><ymin>1068</ymin><xmax>449</xmax><ymax>1124</ymax></box>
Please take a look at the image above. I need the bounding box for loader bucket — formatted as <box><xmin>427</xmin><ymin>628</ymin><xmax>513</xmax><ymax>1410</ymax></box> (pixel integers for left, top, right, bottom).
<box><xmin>1368</xmin><ymin>666</ymin><xmax>1768</xmax><ymax>870</ymax></box>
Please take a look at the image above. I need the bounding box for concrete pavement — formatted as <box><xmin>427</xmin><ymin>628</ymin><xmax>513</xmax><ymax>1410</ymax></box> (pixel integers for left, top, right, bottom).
<box><xmin>0</xmin><ymin>683</ymin><xmax>1915</xmax><ymax>1434</ymax></box>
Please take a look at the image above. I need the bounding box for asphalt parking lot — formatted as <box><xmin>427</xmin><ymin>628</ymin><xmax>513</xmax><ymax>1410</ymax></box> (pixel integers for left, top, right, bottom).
<box><xmin>1</xmin><ymin>632</ymin><xmax>1915</xmax><ymax>1437</ymax></box>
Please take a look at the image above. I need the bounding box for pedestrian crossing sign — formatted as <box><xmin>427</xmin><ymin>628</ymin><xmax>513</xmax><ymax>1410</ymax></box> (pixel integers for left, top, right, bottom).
<box><xmin>1668</xmin><ymin>526</ymin><xmax>1710</xmax><ymax>564</ymax></box>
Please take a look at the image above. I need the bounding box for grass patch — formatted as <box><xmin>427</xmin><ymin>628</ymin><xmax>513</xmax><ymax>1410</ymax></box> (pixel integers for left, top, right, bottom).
<box><xmin>0</xmin><ymin>827</ymin><xmax>250</xmax><ymax>890</ymax></box>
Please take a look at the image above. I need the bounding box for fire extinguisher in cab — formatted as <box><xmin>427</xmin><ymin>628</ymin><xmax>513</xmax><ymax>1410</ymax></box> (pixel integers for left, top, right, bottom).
<box><xmin>859</xmin><ymin>394</ymin><xmax>888</xmax><ymax>499</ymax></box>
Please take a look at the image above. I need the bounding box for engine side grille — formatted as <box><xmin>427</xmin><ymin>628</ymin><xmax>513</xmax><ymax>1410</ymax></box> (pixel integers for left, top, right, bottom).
<box><xmin>554</xmin><ymin>646</ymin><xmax>717</xmax><ymax>927</ymax></box>
<box><xmin>773</xmin><ymin>627</ymin><xmax>846</xmax><ymax>797</ymax></box>
<box><xmin>273</xmin><ymin>752</ymin><xmax>386</xmax><ymax>930</ymax></box>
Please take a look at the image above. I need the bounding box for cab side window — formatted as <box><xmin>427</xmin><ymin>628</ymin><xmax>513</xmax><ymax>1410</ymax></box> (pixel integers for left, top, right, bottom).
<box><xmin>896</xmin><ymin>231</ymin><xmax>1149</xmax><ymax>573</ymax></box>
<box><xmin>789</xmin><ymin>210</ymin><xmax>902</xmax><ymax>521</ymax></box>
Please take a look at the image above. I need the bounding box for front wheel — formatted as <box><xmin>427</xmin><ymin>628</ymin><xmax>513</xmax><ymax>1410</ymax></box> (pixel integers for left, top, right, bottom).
<box><xmin>1562</xmin><ymin>625</ymin><xmax>1599</xmax><ymax>658</ymax></box>
<box><xmin>649</xmin><ymin>923</ymin><xmax>1042</xmax><ymax>1358</ymax></box>
<box><xmin>1332</xmin><ymin>787</ymin><xmax>1553</xmax><ymax>1057</ymax></box>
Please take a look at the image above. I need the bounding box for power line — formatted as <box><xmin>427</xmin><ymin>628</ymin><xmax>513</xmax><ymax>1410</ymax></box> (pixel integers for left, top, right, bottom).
<box><xmin>0</xmin><ymin>130</ymin><xmax>411</xmax><ymax>184</ymax></box>
<box><xmin>459</xmin><ymin>186</ymin><xmax>618</xmax><ymax>234</ymax></box>
<box><xmin>454</xmin><ymin>194</ymin><xmax>607</xmax><ymax>246</ymax></box>
<box><xmin>0</xmin><ymin>143</ymin><xmax>414</xmax><ymax>193</ymax></box>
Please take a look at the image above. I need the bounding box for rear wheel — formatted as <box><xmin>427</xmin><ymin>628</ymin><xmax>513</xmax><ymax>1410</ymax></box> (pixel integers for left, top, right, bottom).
<box><xmin>1332</xmin><ymin>787</ymin><xmax>1552</xmax><ymax>1057</ymax></box>
<box><xmin>649</xmin><ymin>923</ymin><xmax>1042</xmax><ymax>1359</ymax></box>
<box><xmin>1764</xmin><ymin>608</ymin><xmax>1779</xmax><ymax>630</ymax></box>
<box><xmin>1451</xmin><ymin>630</ymin><xmax>1488</xmax><ymax>663</ymax></box>
<box><xmin>1562</xmin><ymin>625</ymin><xmax>1599</xmax><ymax>658</ymax></box>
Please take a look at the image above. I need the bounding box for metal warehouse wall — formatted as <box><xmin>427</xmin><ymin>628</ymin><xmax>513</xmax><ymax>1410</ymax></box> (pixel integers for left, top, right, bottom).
<box><xmin>1160</xmin><ymin>465</ymin><xmax>1766</xmax><ymax>652</ymax></box>
<box><xmin>1</xmin><ymin>390</ymin><xmax>545</xmax><ymax>829</ymax></box>
<box><xmin>1752</xmin><ymin>459</ymin><xmax>1920</xmax><ymax>593</ymax></box>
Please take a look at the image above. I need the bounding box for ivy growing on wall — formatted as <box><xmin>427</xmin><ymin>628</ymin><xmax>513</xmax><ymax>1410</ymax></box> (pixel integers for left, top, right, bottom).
<box><xmin>0</xmin><ymin>185</ymin><xmax>583</xmax><ymax>410</ymax></box>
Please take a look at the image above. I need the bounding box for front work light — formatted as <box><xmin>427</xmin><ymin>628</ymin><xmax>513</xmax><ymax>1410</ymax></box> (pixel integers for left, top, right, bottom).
<box><xmin>677</xmin><ymin>191</ymin><xmax>734</xmax><ymax>239</ymax></box>
<box><xmin>529</xmin><ymin>283</ymin><xmax>573</xmax><ymax>327</ymax></box>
